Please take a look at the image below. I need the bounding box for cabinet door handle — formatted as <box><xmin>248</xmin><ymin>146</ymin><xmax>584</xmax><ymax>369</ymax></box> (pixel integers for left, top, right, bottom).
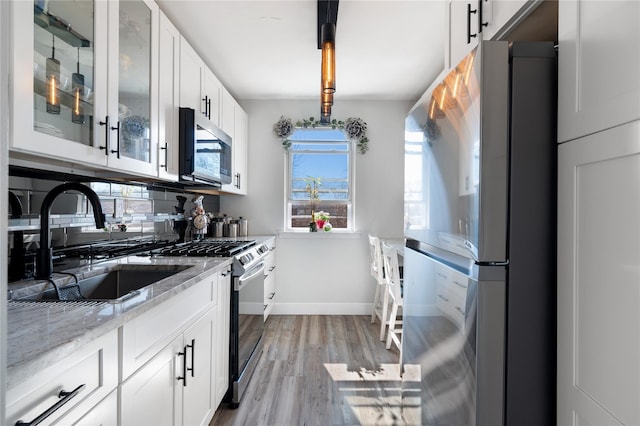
<box><xmin>202</xmin><ymin>96</ymin><xmax>208</xmax><ymax>117</ymax></box>
<box><xmin>268</xmin><ymin>292</ymin><xmax>276</xmax><ymax>300</ymax></box>
<box><xmin>110</xmin><ymin>121</ymin><xmax>120</xmax><ymax>158</ymax></box>
<box><xmin>235</xmin><ymin>172</ymin><xmax>241</xmax><ymax>189</ymax></box>
<box><xmin>478</xmin><ymin>0</ymin><xmax>488</xmax><ymax>32</ymax></box>
<box><xmin>177</xmin><ymin>346</ymin><xmax>188</xmax><ymax>387</ymax></box>
<box><xmin>160</xmin><ymin>142</ymin><xmax>168</xmax><ymax>170</ymax></box>
<box><xmin>98</xmin><ymin>116</ymin><xmax>109</xmax><ymax>156</ymax></box>
<box><xmin>467</xmin><ymin>3</ymin><xmax>478</xmax><ymax>44</ymax></box>
<box><xmin>15</xmin><ymin>384</ymin><xmax>86</xmax><ymax>426</ymax></box>
<box><xmin>187</xmin><ymin>339</ymin><xmax>195</xmax><ymax>378</ymax></box>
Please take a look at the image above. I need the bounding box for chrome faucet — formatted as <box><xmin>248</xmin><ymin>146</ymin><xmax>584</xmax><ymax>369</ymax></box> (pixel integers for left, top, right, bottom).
<box><xmin>36</xmin><ymin>182</ymin><xmax>106</xmax><ymax>279</ymax></box>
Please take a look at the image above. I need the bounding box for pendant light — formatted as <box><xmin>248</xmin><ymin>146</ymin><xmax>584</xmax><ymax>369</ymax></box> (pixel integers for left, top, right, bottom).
<box><xmin>72</xmin><ymin>47</ymin><xmax>85</xmax><ymax>124</ymax></box>
<box><xmin>321</xmin><ymin>22</ymin><xmax>336</xmax><ymax>95</ymax></box>
<box><xmin>46</xmin><ymin>34</ymin><xmax>60</xmax><ymax>114</ymax></box>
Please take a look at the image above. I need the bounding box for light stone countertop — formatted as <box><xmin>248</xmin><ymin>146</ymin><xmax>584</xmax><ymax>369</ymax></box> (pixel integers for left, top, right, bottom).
<box><xmin>6</xmin><ymin>255</ymin><xmax>233</xmax><ymax>389</ymax></box>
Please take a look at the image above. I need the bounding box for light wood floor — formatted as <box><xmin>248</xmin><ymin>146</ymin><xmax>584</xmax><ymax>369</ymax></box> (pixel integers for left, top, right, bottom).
<box><xmin>210</xmin><ymin>315</ymin><xmax>408</xmax><ymax>426</ymax></box>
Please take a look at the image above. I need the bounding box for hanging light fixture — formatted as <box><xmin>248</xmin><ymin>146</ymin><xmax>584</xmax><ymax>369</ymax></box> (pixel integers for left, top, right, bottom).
<box><xmin>46</xmin><ymin>34</ymin><xmax>61</xmax><ymax>114</ymax></box>
<box><xmin>319</xmin><ymin>0</ymin><xmax>338</xmax><ymax>123</ymax></box>
<box><xmin>321</xmin><ymin>22</ymin><xmax>336</xmax><ymax>95</ymax></box>
<box><xmin>72</xmin><ymin>47</ymin><xmax>85</xmax><ymax>124</ymax></box>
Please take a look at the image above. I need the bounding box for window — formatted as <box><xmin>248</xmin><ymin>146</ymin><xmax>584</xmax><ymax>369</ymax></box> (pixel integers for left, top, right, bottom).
<box><xmin>286</xmin><ymin>128</ymin><xmax>354</xmax><ymax>231</ymax></box>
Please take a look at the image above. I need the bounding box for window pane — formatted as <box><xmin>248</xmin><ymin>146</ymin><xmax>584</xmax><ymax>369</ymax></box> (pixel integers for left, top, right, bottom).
<box><xmin>291</xmin><ymin>153</ymin><xmax>348</xmax><ymax>180</ymax></box>
<box><xmin>291</xmin><ymin>143</ymin><xmax>348</xmax><ymax>152</ymax></box>
<box><xmin>290</xmin><ymin>129</ymin><xmax>346</xmax><ymax>141</ymax></box>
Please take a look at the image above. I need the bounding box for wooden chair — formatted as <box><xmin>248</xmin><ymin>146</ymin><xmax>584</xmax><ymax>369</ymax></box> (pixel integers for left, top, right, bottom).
<box><xmin>368</xmin><ymin>235</ymin><xmax>389</xmax><ymax>341</ymax></box>
<box><xmin>381</xmin><ymin>240</ymin><xmax>403</xmax><ymax>367</ymax></box>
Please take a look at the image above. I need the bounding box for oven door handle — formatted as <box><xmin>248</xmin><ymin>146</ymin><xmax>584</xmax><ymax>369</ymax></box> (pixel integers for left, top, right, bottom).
<box><xmin>235</xmin><ymin>262</ymin><xmax>266</xmax><ymax>292</ymax></box>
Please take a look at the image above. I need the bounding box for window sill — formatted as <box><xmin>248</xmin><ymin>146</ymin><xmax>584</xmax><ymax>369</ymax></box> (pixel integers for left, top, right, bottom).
<box><xmin>277</xmin><ymin>230</ymin><xmax>362</xmax><ymax>239</ymax></box>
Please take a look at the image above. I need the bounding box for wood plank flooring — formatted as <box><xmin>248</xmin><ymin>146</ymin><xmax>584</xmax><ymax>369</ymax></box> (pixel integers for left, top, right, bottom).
<box><xmin>210</xmin><ymin>315</ymin><xmax>409</xmax><ymax>426</ymax></box>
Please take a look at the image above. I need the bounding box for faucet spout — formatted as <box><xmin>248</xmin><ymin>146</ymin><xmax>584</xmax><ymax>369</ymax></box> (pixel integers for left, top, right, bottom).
<box><xmin>36</xmin><ymin>182</ymin><xmax>106</xmax><ymax>279</ymax></box>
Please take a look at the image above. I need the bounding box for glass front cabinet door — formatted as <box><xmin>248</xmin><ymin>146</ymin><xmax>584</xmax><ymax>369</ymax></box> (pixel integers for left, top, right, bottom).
<box><xmin>10</xmin><ymin>0</ymin><xmax>158</xmax><ymax>177</ymax></box>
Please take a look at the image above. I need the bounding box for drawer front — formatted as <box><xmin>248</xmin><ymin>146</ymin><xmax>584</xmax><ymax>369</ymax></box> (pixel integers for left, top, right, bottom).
<box><xmin>121</xmin><ymin>276</ymin><xmax>215</xmax><ymax>379</ymax></box>
<box><xmin>7</xmin><ymin>329</ymin><xmax>118</xmax><ymax>426</ymax></box>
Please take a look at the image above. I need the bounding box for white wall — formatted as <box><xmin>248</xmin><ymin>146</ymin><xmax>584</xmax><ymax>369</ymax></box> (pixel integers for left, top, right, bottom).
<box><xmin>221</xmin><ymin>100</ymin><xmax>411</xmax><ymax>314</ymax></box>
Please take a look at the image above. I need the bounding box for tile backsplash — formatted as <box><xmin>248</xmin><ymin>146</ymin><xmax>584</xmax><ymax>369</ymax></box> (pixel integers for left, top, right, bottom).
<box><xmin>8</xmin><ymin>175</ymin><xmax>220</xmax><ymax>249</ymax></box>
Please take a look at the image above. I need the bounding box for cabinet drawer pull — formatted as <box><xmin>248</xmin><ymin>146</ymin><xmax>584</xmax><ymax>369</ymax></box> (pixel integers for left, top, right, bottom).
<box><xmin>98</xmin><ymin>116</ymin><xmax>109</xmax><ymax>155</ymax></box>
<box><xmin>15</xmin><ymin>384</ymin><xmax>86</xmax><ymax>426</ymax></box>
<box><xmin>452</xmin><ymin>280</ymin><xmax>466</xmax><ymax>288</ymax></box>
<box><xmin>455</xmin><ymin>306</ymin><xmax>464</xmax><ymax>314</ymax></box>
<box><xmin>268</xmin><ymin>292</ymin><xmax>276</xmax><ymax>300</ymax></box>
<box><xmin>263</xmin><ymin>304</ymin><xmax>268</xmax><ymax>311</ymax></box>
<box><xmin>160</xmin><ymin>142</ymin><xmax>168</xmax><ymax>170</ymax></box>
<box><xmin>437</xmin><ymin>294</ymin><xmax>449</xmax><ymax>302</ymax></box>
<box><xmin>187</xmin><ymin>339</ymin><xmax>195</xmax><ymax>378</ymax></box>
<box><xmin>110</xmin><ymin>121</ymin><xmax>120</xmax><ymax>158</ymax></box>
<box><xmin>467</xmin><ymin>3</ymin><xmax>478</xmax><ymax>44</ymax></box>
<box><xmin>478</xmin><ymin>0</ymin><xmax>488</xmax><ymax>31</ymax></box>
<box><xmin>177</xmin><ymin>346</ymin><xmax>188</xmax><ymax>387</ymax></box>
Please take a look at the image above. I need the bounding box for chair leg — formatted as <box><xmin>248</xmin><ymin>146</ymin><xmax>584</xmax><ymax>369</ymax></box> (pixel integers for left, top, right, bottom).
<box><xmin>379</xmin><ymin>289</ymin><xmax>390</xmax><ymax>341</ymax></box>
<box><xmin>371</xmin><ymin>283</ymin><xmax>381</xmax><ymax>323</ymax></box>
<box><xmin>386</xmin><ymin>302</ymin><xmax>398</xmax><ymax>350</ymax></box>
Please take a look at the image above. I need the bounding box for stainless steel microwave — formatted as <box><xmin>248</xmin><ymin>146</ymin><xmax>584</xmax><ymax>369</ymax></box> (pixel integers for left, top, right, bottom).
<box><xmin>179</xmin><ymin>107</ymin><xmax>232</xmax><ymax>186</ymax></box>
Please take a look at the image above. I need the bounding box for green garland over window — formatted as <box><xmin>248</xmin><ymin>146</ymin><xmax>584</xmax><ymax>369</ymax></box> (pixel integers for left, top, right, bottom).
<box><xmin>273</xmin><ymin>116</ymin><xmax>369</xmax><ymax>154</ymax></box>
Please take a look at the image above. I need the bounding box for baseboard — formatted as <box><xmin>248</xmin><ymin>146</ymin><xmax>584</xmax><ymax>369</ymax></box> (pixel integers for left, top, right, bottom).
<box><xmin>272</xmin><ymin>302</ymin><xmax>372</xmax><ymax>315</ymax></box>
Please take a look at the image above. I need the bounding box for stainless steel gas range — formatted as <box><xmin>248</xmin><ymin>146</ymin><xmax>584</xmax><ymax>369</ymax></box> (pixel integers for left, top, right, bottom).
<box><xmin>52</xmin><ymin>237</ymin><xmax>269</xmax><ymax>408</ymax></box>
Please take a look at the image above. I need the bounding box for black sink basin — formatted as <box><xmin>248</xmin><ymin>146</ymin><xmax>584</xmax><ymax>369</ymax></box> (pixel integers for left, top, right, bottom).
<box><xmin>18</xmin><ymin>265</ymin><xmax>192</xmax><ymax>302</ymax></box>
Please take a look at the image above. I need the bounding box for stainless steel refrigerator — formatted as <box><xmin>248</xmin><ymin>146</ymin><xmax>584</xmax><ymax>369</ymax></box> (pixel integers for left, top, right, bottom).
<box><xmin>401</xmin><ymin>41</ymin><xmax>556</xmax><ymax>426</ymax></box>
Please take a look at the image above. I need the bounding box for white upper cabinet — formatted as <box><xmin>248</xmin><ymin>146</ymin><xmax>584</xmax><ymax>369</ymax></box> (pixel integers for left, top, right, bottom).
<box><xmin>446</xmin><ymin>0</ymin><xmax>534</xmax><ymax>69</ymax></box>
<box><xmin>221</xmin><ymin>98</ymin><xmax>248</xmax><ymax>195</ymax></box>
<box><xmin>11</xmin><ymin>0</ymin><xmax>108</xmax><ymax>168</ymax></box>
<box><xmin>108</xmin><ymin>0</ymin><xmax>159</xmax><ymax>177</ymax></box>
<box><xmin>158</xmin><ymin>11</ymin><xmax>180</xmax><ymax>181</ymax></box>
<box><xmin>10</xmin><ymin>0</ymin><xmax>159</xmax><ymax>177</ymax></box>
<box><xmin>557</xmin><ymin>0</ymin><xmax>640</xmax><ymax>143</ymax></box>
<box><xmin>179</xmin><ymin>37</ymin><xmax>222</xmax><ymax>127</ymax></box>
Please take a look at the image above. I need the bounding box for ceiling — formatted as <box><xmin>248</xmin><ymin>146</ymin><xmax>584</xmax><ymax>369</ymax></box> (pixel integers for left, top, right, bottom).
<box><xmin>156</xmin><ymin>0</ymin><xmax>446</xmax><ymax>102</ymax></box>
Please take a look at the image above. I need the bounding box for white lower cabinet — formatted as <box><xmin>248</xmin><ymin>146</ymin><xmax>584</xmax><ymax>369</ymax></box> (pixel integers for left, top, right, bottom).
<box><xmin>120</xmin><ymin>269</ymin><xmax>230</xmax><ymax>426</ymax></box>
<box><xmin>264</xmin><ymin>247</ymin><xmax>277</xmax><ymax>320</ymax></box>
<box><xmin>182</xmin><ymin>308</ymin><xmax>216</xmax><ymax>426</ymax></box>
<box><xmin>557</xmin><ymin>121</ymin><xmax>640</xmax><ymax>426</ymax></box>
<box><xmin>6</xmin><ymin>329</ymin><xmax>118</xmax><ymax>426</ymax></box>
<box><xmin>121</xmin><ymin>335</ymin><xmax>183</xmax><ymax>426</ymax></box>
<box><xmin>121</xmin><ymin>308</ymin><xmax>216</xmax><ymax>426</ymax></box>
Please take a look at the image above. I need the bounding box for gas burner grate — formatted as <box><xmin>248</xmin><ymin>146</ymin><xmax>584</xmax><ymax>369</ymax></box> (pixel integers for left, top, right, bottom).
<box><xmin>156</xmin><ymin>240</ymin><xmax>256</xmax><ymax>258</ymax></box>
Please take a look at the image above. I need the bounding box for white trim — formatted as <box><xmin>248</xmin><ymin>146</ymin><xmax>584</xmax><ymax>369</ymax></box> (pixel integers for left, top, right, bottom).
<box><xmin>1</xmin><ymin>0</ymin><xmax>9</xmax><ymax>418</ymax></box>
<box><xmin>272</xmin><ymin>302</ymin><xmax>372</xmax><ymax>316</ymax></box>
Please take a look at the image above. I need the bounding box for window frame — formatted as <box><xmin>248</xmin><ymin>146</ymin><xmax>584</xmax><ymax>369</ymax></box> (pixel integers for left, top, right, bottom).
<box><xmin>284</xmin><ymin>130</ymin><xmax>355</xmax><ymax>232</ymax></box>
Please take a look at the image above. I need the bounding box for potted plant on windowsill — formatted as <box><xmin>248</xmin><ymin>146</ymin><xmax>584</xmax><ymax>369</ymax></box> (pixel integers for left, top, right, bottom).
<box><xmin>314</xmin><ymin>211</ymin><xmax>332</xmax><ymax>232</ymax></box>
<box><xmin>305</xmin><ymin>176</ymin><xmax>321</xmax><ymax>232</ymax></box>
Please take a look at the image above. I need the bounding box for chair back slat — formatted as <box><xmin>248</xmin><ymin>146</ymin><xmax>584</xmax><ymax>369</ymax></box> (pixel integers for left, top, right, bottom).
<box><xmin>368</xmin><ymin>235</ymin><xmax>385</xmax><ymax>284</ymax></box>
<box><xmin>381</xmin><ymin>241</ymin><xmax>402</xmax><ymax>301</ymax></box>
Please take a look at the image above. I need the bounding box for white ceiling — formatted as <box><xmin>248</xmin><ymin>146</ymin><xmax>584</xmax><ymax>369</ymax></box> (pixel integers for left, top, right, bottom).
<box><xmin>156</xmin><ymin>0</ymin><xmax>446</xmax><ymax>102</ymax></box>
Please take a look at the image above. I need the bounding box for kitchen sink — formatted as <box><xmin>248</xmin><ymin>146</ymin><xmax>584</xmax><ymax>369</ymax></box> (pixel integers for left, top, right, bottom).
<box><xmin>18</xmin><ymin>265</ymin><xmax>193</xmax><ymax>302</ymax></box>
